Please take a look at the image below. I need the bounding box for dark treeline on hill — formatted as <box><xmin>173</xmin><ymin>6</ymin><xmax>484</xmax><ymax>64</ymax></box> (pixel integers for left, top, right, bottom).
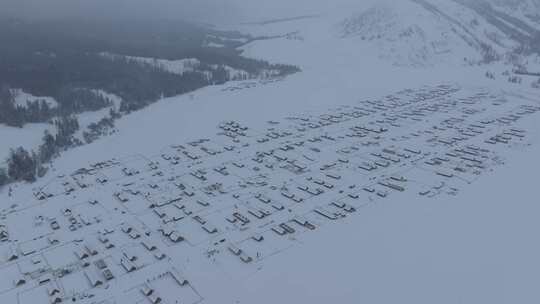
<box><xmin>0</xmin><ymin>18</ymin><xmax>300</xmax><ymax>113</ymax></box>
<box><xmin>0</xmin><ymin>86</ymin><xmax>113</xmax><ymax>128</ymax></box>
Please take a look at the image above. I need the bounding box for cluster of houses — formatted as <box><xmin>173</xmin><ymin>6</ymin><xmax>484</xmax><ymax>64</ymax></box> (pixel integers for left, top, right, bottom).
<box><xmin>1</xmin><ymin>84</ymin><xmax>538</xmax><ymax>304</ymax></box>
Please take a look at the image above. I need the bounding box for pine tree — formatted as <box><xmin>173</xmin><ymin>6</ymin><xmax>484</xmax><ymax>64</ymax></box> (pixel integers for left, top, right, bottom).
<box><xmin>7</xmin><ymin>147</ymin><xmax>37</xmax><ymax>182</ymax></box>
<box><xmin>0</xmin><ymin>167</ymin><xmax>8</xmax><ymax>187</ymax></box>
<box><xmin>38</xmin><ymin>130</ymin><xmax>57</xmax><ymax>163</ymax></box>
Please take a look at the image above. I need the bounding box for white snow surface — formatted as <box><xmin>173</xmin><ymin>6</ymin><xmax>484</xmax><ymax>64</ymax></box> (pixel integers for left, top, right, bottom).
<box><xmin>231</xmin><ymin>140</ymin><xmax>540</xmax><ymax>304</ymax></box>
<box><xmin>100</xmin><ymin>52</ymin><xmax>202</xmax><ymax>76</ymax></box>
<box><xmin>12</xmin><ymin>89</ymin><xmax>58</xmax><ymax>108</ymax></box>
<box><xmin>0</xmin><ymin>123</ymin><xmax>52</xmax><ymax>163</ymax></box>
<box><xmin>1</xmin><ymin>2</ymin><xmax>540</xmax><ymax>304</ymax></box>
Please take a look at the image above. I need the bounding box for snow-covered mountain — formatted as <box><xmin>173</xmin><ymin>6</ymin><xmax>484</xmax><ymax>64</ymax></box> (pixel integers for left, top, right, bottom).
<box><xmin>338</xmin><ymin>0</ymin><xmax>540</xmax><ymax>67</ymax></box>
<box><xmin>491</xmin><ymin>0</ymin><xmax>540</xmax><ymax>27</ymax></box>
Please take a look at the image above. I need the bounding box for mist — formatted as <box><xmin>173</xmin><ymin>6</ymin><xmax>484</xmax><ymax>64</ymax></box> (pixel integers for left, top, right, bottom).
<box><xmin>0</xmin><ymin>0</ymin><xmax>359</xmax><ymax>24</ymax></box>
<box><xmin>0</xmin><ymin>0</ymin><xmax>235</xmax><ymax>23</ymax></box>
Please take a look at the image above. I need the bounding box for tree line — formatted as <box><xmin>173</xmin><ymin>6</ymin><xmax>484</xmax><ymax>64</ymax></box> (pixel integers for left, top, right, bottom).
<box><xmin>0</xmin><ymin>116</ymin><xmax>81</xmax><ymax>186</ymax></box>
<box><xmin>0</xmin><ymin>86</ymin><xmax>113</xmax><ymax>128</ymax></box>
<box><xmin>0</xmin><ymin>18</ymin><xmax>300</xmax><ymax>115</ymax></box>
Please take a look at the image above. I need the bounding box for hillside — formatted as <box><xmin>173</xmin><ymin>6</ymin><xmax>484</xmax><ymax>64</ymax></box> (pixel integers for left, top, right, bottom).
<box><xmin>338</xmin><ymin>0</ymin><xmax>540</xmax><ymax>66</ymax></box>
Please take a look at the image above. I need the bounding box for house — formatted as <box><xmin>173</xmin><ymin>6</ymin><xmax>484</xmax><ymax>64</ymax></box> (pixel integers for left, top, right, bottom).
<box><xmin>0</xmin><ymin>224</ymin><xmax>9</xmax><ymax>241</ymax></box>
<box><xmin>168</xmin><ymin>231</ymin><xmax>184</xmax><ymax>243</ymax></box>
<box><xmin>251</xmin><ymin>234</ymin><xmax>264</xmax><ymax>242</ymax></box>
<box><xmin>141</xmin><ymin>240</ymin><xmax>157</xmax><ymax>251</ymax></box>
<box><xmin>314</xmin><ymin>208</ymin><xmax>338</xmax><ymax>220</ymax></box>
<box><xmin>153</xmin><ymin>209</ymin><xmax>166</xmax><ymax>219</ymax></box>
<box><xmin>129</xmin><ymin>230</ymin><xmax>141</xmax><ymax>239</ymax></box>
<box><xmin>239</xmin><ymin>252</ymin><xmax>253</xmax><ymax>263</ymax></box>
<box><xmin>153</xmin><ymin>250</ymin><xmax>166</xmax><ymax>260</ymax></box>
<box><xmin>292</xmin><ymin>217</ymin><xmax>316</xmax><ymax>230</ymax></box>
<box><xmin>291</xmin><ymin>195</ymin><xmax>303</xmax><ymax>203</ymax></box>
<box><xmin>7</xmin><ymin>246</ymin><xmax>18</xmax><ymax>261</ymax></box>
<box><xmin>74</xmin><ymin>248</ymin><xmax>89</xmax><ymax>260</ymax></box>
<box><xmin>306</xmin><ymin>187</ymin><xmax>323</xmax><ymax>196</ymax></box>
<box><xmin>94</xmin><ymin>259</ymin><xmax>107</xmax><ymax>270</ymax></box>
<box><xmin>50</xmin><ymin>220</ymin><xmax>60</xmax><ymax>230</ymax></box>
<box><xmin>279</xmin><ymin>223</ymin><xmax>295</xmax><ymax>234</ymax></box>
<box><xmin>48</xmin><ymin>237</ymin><xmax>59</xmax><ymax>245</ymax></box>
<box><xmin>326</xmin><ymin>173</ymin><xmax>341</xmax><ymax>180</ymax></box>
<box><xmin>331</xmin><ymin>201</ymin><xmax>346</xmax><ymax>208</ymax></box>
<box><xmin>343</xmin><ymin>205</ymin><xmax>356</xmax><ymax>213</ymax></box>
<box><xmin>141</xmin><ymin>283</ymin><xmax>154</xmax><ymax>296</ymax></box>
<box><xmin>232</xmin><ymin>212</ymin><xmax>250</xmax><ymax>225</ymax></box>
<box><xmin>228</xmin><ymin>244</ymin><xmax>242</xmax><ymax>256</ymax></box>
<box><xmin>170</xmin><ymin>268</ymin><xmax>189</xmax><ymax>286</ymax></box>
<box><xmin>84</xmin><ymin>270</ymin><xmax>103</xmax><ymax>287</ymax></box>
<box><xmin>196</xmin><ymin>200</ymin><xmax>209</xmax><ymax>207</ymax></box>
<box><xmin>159</xmin><ymin>226</ymin><xmax>174</xmax><ymax>237</ymax></box>
<box><xmin>436</xmin><ymin>171</ymin><xmax>454</xmax><ymax>178</ymax></box>
<box><xmin>102</xmin><ymin>268</ymin><xmax>114</xmax><ymax>281</ymax></box>
<box><xmin>120</xmin><ymin>259</ymin><xmax>136</xmax><ymax>273</ymax></box>
<box><xmin>404</xmin><ymin>148</ymin><xmax>421</xmax><ymax>154</ymax></box>
<box><xmin>363</xmin><ymin>187</ymin><xmax>375</xmax><ymax>193</ymax></box>
<box><xmin>255</xmin><ymin>194</ymin><xmax>271</xmax><ymax>204</ymax></box>
<box><xmin>13</xmin><ymin>277</ymin><xmax>26</xmax><ymax>287</ymax></box>
<box><xmin>271</xmin><ymin>225</ymin><xmax>287</xmax><ymax>236</ymax></box>
<box><xmin>248</xmin><ymin>209</ymin><xmax>265</xmax><ymax>219</ymax></box>
<box><xmin>122</xmin><ymin>250</ymin><xmax>137</xmax><ymax>262</ymax></box>
<box><xmin>378</xmin><ymin>182</ymin><xmax>405</xmax><ymax>192</ymax></box>
<box><xmin>147</xmin><ymin>293</ymin><xmax>162</xmax><ymax>304</ymax></box>
<box><xmin>19</xmin><ymin>242</ymin><xmax>37</xmax><ymax>256</ymax></box>
<box><xmin>202</xmin><ymin>224</ymin><xmax>217</xmax><ymax>234</ymax></box>
<box><xmin>114</xmin><ymin>192</ymin><xmax>129</xmax><ymax>203</ymax></box>
<box><xmin>272</xmin><ymin>203</ymin><xmax>285</xmax><ymax>211</ymax></box>
<box><xmin>193</xmin><ymin>215</ymin><xmax>206</xmax><ymax>225</ymax></box>
<box><xmin>38</xmin><ymin>274</ymin><xmax>52</xmax><ymax>285</ymax></box>
<box><xmin>79</xmin><ymin>215</ymin><xmax>92</xmax><ymax>226</ymax></box>
<box><xmin>98</xmin><ymin>235</ymin><xmax>109</xmax><ymax>244</ymax></box>
<box><xmin>84</xmin><ymin>243</ymin><xmax>98</xmax><ymax>256</ymax></box>
<box><xmin>281</xmin><ymin>191</ymin><xmax>294</xmax><ymax>199</ymax></box>
<box><xmin>121</xmin><ymin>225</ymin><xmax>132</xmax><ymax>234</ymax></box>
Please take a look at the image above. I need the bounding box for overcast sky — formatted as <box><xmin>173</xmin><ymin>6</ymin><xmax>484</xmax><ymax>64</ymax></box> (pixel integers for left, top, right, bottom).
<box><xmin>0</xmin><ymin>0</ymin><xmax>360</xmax><ymax>24</ymax></box>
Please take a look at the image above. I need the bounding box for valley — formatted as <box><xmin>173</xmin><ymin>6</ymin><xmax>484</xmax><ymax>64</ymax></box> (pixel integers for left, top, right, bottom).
<box><xmin>1</xmin><ymin>1</ymin><xmax>540</xmax><ymax>303</ymax></box>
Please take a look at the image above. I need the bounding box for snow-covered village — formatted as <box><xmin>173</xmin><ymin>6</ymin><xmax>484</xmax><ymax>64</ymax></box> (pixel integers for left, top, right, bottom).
<box><xmin>1</xmin><ymin>1</ymin><xmax>540</xmax><ymax>303</ymax></box>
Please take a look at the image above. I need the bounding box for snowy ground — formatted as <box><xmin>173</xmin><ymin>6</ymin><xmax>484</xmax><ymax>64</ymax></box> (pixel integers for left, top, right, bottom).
<box><xmin>0</xmin><ymin>82</ymin><xmax>538</xmax><ymax>304</ymax></box>
<box><xmin>0</xmin><ymin>123</ymin><xmax>52</xmax><ymax>163</ymax></box>
<box><xmin>1</xmin><ymin>89</ymin><xmax>121</xmax><ymax>163</ymax></box>
<box><xmin>12</xmin><ymin>89</ymin><xmax>58</xmax><ymax>109</ymax></box>
<box><xmin>1</xmin><ymin>4</ymin><xmax>540</xmax><ymax>304</ymax></box>
<box><xmin>232</xmin><ymin>141</ymin><xmax>540</xmax><ymax>304</ymax></box>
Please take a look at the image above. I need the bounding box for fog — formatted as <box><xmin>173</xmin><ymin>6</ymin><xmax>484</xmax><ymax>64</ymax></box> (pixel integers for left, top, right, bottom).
<box><xmin>0</xmin><ymin>0</ymin><xmax>359</xmax><ymax>24</ymax></box>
